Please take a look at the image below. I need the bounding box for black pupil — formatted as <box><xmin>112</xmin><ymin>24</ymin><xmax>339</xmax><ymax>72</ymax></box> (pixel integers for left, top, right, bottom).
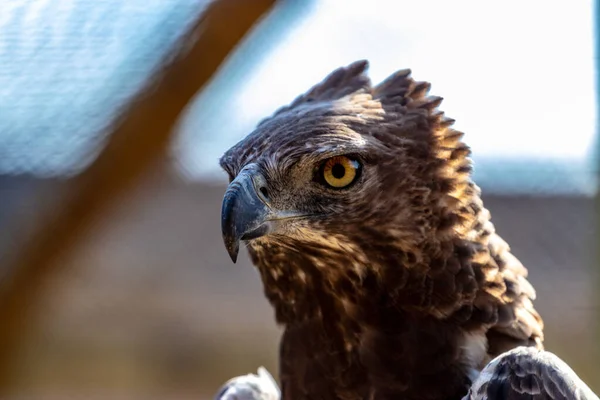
<box><xmin>331</xmin><ymin>163</ymin><xmax>346</xmax><ymax>179</ymax></box>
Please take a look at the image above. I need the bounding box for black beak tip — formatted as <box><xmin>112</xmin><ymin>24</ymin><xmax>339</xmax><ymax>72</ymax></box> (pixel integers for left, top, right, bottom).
<box><xmin>226</xmin><ymin>241</ymin><xmax>239</xmax><ymax>264</ymax></box>
<box><xmin>222</xmin><ymin>222</ymin><xmax>240</xmax><ymax>264</ymax></box>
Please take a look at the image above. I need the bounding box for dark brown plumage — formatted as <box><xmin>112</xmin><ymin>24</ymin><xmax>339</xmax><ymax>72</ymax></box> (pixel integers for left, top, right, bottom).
<box><xmin>219</xmin><ymin>60</ymin><xmax>544</xmax><ymax>400</ymax></box>
<box><xmin>464</xmin><ymin>347</ymin><xmax>598</xmax><ymax>400</ymax></box>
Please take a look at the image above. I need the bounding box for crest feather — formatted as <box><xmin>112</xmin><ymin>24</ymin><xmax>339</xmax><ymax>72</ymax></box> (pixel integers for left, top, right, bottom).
<box><xmin>265</xmin><ymin>60</ymin><xmax>372</xmax><ymax>122</ymax></box>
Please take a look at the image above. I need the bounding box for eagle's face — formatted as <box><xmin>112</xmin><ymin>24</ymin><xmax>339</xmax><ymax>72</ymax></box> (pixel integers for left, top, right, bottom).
<box><xmin>219</xmin><ymin>94</ymin><xmax>438</xmax><ymax>264</ymax></box>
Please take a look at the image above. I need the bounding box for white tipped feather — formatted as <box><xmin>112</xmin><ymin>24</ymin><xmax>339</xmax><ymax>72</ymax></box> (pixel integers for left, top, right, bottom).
<box><xmin>214</xmin><ymin>367</ymin><xmax>280</xmax><ymax>400</ymax></box>
<box><xmin>463</xmin><ymin>347</ymin><xmax>599</xmax><ymax>400</ymax></box>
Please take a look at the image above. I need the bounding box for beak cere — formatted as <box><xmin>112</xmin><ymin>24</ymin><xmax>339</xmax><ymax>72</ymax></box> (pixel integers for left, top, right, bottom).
<box><xmin>221</xmin><ymin>166</ymin><xmax>271</xmax><ymax>263</ymax></box>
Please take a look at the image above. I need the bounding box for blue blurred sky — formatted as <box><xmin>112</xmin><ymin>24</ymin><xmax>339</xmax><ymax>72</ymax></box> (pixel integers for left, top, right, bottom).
<box><xmin>0</xmin><ymin>0</ymin><xmax>207</xmax><ymax>176</ymax></box>
<box><xmin>0</xmin><ymin>0</ymin><xmax>597</xmax><ymax>194</ymax></box>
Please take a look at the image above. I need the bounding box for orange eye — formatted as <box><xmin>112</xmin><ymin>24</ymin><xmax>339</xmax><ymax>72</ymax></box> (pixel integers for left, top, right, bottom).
<box><xmin>321</xmin><ymin>156</ymin><xmax>361</xmax><ymax>188</ymax></box>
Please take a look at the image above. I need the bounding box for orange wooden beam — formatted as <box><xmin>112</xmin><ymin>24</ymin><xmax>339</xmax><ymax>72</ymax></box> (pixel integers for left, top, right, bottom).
<box><xmin>0</xmin><ymin>0</ymin><xmax>276</xmax><ymax>392</ymax></box>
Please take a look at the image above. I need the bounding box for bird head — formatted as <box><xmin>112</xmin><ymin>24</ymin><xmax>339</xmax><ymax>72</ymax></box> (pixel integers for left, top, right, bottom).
<box><xmin>220</xmin><ymin>60</ymin><xmax>471</xmax><ymax>270</ymax></box>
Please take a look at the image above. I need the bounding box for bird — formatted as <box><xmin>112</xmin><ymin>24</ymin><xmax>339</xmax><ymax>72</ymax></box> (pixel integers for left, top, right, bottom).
<box><xmin>214</xmin><ymin>348</ymin><xmax>599</xmax><ymax>400</ymax></box>
<box><xmin>219</xmin><ymin>60</ymin><xmax>546</xmax><ymax>400</ymax></box>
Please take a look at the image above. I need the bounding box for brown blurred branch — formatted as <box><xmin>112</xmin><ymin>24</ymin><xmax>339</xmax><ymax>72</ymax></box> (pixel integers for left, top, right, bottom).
<box><xmin>0</xmin><ymin>0</ymin><xmax>275</xmax><ymax>391</ymax></box>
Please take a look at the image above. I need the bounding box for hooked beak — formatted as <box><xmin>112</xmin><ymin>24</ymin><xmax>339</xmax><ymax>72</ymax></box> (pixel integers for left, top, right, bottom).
<box><xmin>221</xmin><ymin>165</ymin><xmax>272</xmax><ymax>263</ymax></box>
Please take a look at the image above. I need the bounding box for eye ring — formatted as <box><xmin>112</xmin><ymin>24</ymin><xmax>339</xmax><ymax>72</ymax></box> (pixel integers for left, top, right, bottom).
<box><xmin>317</xmin><ymin>156</ymin><xmax>362</xmax><ymax>189</ymax></box>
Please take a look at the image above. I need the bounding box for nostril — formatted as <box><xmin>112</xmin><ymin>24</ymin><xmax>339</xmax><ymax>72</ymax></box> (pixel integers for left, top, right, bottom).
<box><xmin>259</xmin><ymin>186</ymin><xmax>270</xmax><ymax>201</ymax></box>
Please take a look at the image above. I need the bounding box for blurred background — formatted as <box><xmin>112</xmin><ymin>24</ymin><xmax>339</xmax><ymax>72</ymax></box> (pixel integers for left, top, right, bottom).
<box><xmin>0</xmin><ymin>0</ymin><xmax>598</xmax><ymax>398</ymax></box>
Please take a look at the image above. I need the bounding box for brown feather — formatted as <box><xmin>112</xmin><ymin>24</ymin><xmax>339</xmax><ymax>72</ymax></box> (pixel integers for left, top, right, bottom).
<box><xmin>221</xmin><ymin>60</ymin><xmax>544</xmax><ymax>400</ymax></box>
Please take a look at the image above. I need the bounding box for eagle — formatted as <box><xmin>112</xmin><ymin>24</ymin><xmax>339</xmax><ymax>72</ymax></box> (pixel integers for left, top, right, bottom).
<box><xmin>219</xmin><ymin>60</ymin><xmax>545</xmax><ymax>400</ymax></box>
